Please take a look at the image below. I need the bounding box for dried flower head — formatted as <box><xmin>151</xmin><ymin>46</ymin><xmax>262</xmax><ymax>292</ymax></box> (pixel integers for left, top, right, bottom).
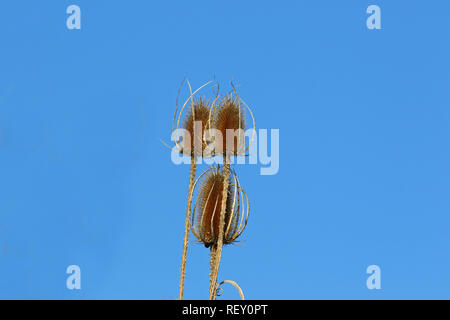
<box><xmin>169</xmin><ymin>79</ymin><xmax>217</xmax><ymax>157</ymax></box>
<box><xmin>191</xmin><ymin>166</ymin><xmax>249</xmax><ymax>248</ymax></box>
<box><xmin>179</xmin><ymin>97</ymin><xmax>211</xmax><ymax>156</ymax></box>
<box><xmin>213</xmin><ymin>95</ymin><xmax>246</xmax><ymax>156</ymax></box>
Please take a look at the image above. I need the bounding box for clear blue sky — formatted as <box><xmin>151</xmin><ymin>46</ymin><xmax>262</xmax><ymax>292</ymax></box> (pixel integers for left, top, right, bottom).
<box><xmin>1</xmin><ymin>1</ymin><xmax>449</xmax><ymax>299</ymax></box>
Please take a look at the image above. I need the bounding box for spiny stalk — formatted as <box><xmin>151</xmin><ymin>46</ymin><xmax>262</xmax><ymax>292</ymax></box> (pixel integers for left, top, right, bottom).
<box><xmin>209</xmin><ymin>156</ymin><xmax>230</xmax><ymax>300</ymax></box>
<box><xmin>178</xmin><ymin>156</ymin><xmax>196</xmax><ymax>300</ymax></box>
<box><xmin>177</xmin><ymin>80</ymin><xmax>213</xmax><ymax>300</ymax></box>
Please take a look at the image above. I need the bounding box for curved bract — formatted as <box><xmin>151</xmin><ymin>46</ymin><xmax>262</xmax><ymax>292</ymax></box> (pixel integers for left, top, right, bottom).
<box><xmin>216</xmin><ymin>280</ymin><xmax>245</xmax><ymax>300</ymax></box>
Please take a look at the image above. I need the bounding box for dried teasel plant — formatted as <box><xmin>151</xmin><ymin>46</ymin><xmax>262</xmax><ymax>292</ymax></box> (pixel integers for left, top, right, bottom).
<box><xmin>190</xmin><ymin>166</ymin><xmax>249</xmax><ymax>299</ymax></box>
<box><xmin>169</xmin><ymin>79</ymin><xmax>219</xmax><ymax>300</ymax></box>
<box><xmin>204</xmin><ymin>87</ymin><xmax>255</xmax><ymax>300</ymax></box>
<box><xmin>164</xmin><ymin>79</ymin><xmax>254</xmax><ymax>300</ymax></box>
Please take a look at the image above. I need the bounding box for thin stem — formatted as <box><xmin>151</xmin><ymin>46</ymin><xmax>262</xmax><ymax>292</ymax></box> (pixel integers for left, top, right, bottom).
<box><xmin>208</xmin><ymin>155</ymin><xmax>230</xmax><ymax>300</ymax></box>
<box><xmin>178</xmin><ymin>156</ymin><xmax>197</xmax><ymax>300</ymax></box>
<box><xmin>208</xmin><ymin>244</ymin><xmax>217</xmax><ymax>298</ymax></box>
<box><xmin>217</xmin><ymin>280</ymin><xmax>245</xmax><ymax>300</ymax></box>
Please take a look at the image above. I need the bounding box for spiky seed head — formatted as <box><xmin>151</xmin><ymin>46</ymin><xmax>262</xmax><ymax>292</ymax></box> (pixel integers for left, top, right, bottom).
<box><xmin>214</xmin><ymin>95</ymin><xmax>246</xmax><ymax>156</ymax></box>
<box><xmin>193</xmin><ymin>167</ymin><xmax>241</xmax><ymax>248</ymax></box>
<box><xmin>180</xmin><ymin>97</ymin><xmax>211</xmax><ymax>156</ymax></box>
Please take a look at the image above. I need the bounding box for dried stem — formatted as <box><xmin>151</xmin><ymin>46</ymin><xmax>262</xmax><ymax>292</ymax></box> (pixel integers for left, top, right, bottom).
<box><xmin>217</xmin><ymin>280</ymin><xmax>245</xmax><ymax>300</ymax></box>
<box><xmin>208</xmin><ymin>244</ymin><xmax>217</xmax><ymax>297</ymax></box>
<box><xmin>208</xmin><ymin>155</ymin><xmax>231</xmax><ymax>300</ymax></box>
<box><xmin>178</xmin><ymin>156</ymin><xmax>197</xmax><ymax>300</ymax></box>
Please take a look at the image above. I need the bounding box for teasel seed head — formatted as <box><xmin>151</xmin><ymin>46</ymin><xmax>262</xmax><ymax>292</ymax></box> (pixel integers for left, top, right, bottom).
<box><xmin>191</xmin><ymin>166</ymin><xmax>249</xmax><ymax>248</ymax></box>
<box><xmin>210</xmin><ymin>87</ymin><xmax>256</xmax><ymax>157</ymax></box>
<box><xmin>170</xmin><ymin>79</ymin><xmax>218</xmax><ymax>157</ymax></box>
<box><xmin>178</xmin><ymin>97</ymin><xmax>212</xmax><ymax>157</ymax></box>
<box><xmin>212</xmin><ymin>95</ymin><xmax>246</xmax><ymax>156</ymax></box>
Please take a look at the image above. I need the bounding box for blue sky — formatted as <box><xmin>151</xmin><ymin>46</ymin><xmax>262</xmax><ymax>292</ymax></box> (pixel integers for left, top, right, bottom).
<box><xmin>1</xmin><ymin>1</ymin><xmax>449</xmax><ymax>299</ymax></box>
